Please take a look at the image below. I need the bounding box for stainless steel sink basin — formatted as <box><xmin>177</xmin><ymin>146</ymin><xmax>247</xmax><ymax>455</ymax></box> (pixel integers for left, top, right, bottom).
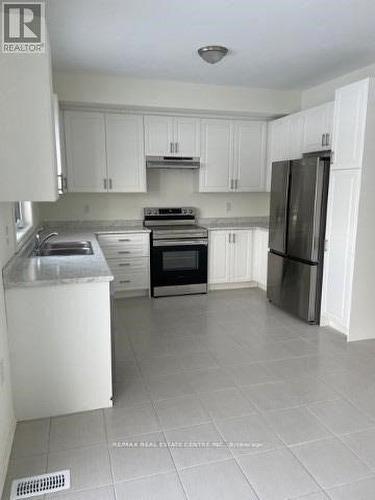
<box><xmin>30</xmin><ymin>241</ymin><xmax>94</xmax><ymax>257</ymax></box>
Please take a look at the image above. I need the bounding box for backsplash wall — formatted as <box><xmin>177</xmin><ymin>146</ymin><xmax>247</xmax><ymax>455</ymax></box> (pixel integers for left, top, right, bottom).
<box><xmin>38</xmin><ymin>169</ymin><xmax>270</xmax><ymax>221</ymax></box>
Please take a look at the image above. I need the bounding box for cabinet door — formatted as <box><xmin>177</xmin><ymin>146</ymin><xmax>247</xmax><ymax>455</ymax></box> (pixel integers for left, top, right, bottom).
<box><xmin>0</xmin><ymin>38</ymin><xmax>58</xmax><ymax>201</ymax></box>
<box><xmin>52</xmin><ymin>95</ymin><xmax>64</xmax><ymax>194</ymax></box>
<box><xmin>287</xmin><ymin>112</ymin><xmax>305</xmax><ymax>159</ymax></box>
<box><xmin>253</xmin><ymin>229</ymin><xmax>269</xmax><ymax>289</ymax></box>
<box><xmin>230</xmin><ymin>230</ymin><xmax>253</xmax><ymax>282</ymax></box>
<box><xmin>233</xmin><ymin>121</ymin><xmax>267</xmax><ymax>192</ymax></box>
<box><xmin>199</xmin><ymin>119</ymin><xmax>232</xmax><ymax>192</ymax></box>
<box><xmin>105</xmin><ymin>114</ymin><xmax>146</xmax><ymax>193</ymax></box>
<box><xmin>144</xmin><ymin>115</ymin><xmax>174</xmax><ymax>156</ymax></box>
<box><xmin>266</xmin><ymin>118</ymin><xmax>289</xmax><ymax>191</ymax></box>
<box><xmin>321</xmin><ymin>169</ymin><xmax>361</xmax><ymax>333</ymax></box>
<box><xmin>303</xmin><ymin>102</ymin><xmax>333</xmax><ymax>153</ymax></box>
<box><xmin>208</xmin><ymin>231</ymin><xmax>231</xmax><ymax>284</ymax></box>
<box><xmin>174</xmin><ymin>117</ymin><xmax>200</xmax><ymax>156</ymax></box>
<box><xmin>269</xmin><ymin>118</ymin><xmax>289</xmax><ymax>161</ymax></box>
<box><xmin>331</xmin><ymin>80</ymin><xmax>369</xmax><ymax>170</ymax></box>
<box><xmin>64</xmin><ymin>111</ymin><xmax>107</xmax><ymax>192</ymax></box>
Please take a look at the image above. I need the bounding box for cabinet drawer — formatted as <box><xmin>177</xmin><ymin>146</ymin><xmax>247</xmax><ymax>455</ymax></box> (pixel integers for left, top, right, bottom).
<box><xmin>108</xmin><ymin>257</ymin><xmax>148</xmax><ymax>273</ymax></box>
<box><xmin>112</xmin><ymin>271</ymin><xmax>149</xmax><ymax>291</ymax></box>
<box><xmin>101</xmin><ymin>245</ymin><xmax>149</xmax><ymax>258</ymax></box>
<box><xmin>98</xmin><ymin>233</ymin><xmax>149</xmax><ymax>246</ymax></box>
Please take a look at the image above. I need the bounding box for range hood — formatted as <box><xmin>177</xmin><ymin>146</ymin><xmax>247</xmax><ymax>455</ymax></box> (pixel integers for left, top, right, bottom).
<box><xmin>146</xmin><ymin>156</ymin><xmax>200</xmax><ymax>169</ymax></box>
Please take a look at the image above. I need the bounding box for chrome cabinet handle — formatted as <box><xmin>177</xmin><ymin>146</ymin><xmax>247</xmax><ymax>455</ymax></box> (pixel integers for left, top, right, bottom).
<box><xmin>235</xmin><ymin>179</ymin><xmax>238</xmax><ymax>190</ymax></box>
<box><xmin>321</xmin><ymin>134</ymin><xmax>325</xmax><ymax>147</ymax></box>
<box><xmin>119</xmin><ymin>280</ymin><xmax>131</xmax><ymax>284</ymax></box>
<box><xmin>109</xmin><ymin>178</ymin><xmax>113</xmax><ymax>190</ymax></box>
<box><xmin>175</xmin><ymin>142</ymin><xmax>179</xmax><ymax>153</ymax></box>
<box><xmin>118</xmin><ymin>251</ymin><xmax>130</xmax><ymax>254</ymax></box>
<box><xmin>118</xmin><ymin>238</ymin><xmax>130</xmax><ymax>242</ymax></box>
<box><xmin>63</xmin><ymin>176</ymin><xmax>68</xmax><ymax>191</ymax></box>
<box><xmin>118</xmin><ymin>263</ymin><xmax>130</xmax><ymax>267</ymax></box>
<box><xmin>170</xmin><ymin>142</ymin><xmax>174</xmax><ymax>154</ymax></box>
<box><xmin>104</xmin><ymin>178</ymin><xmax>107</xmax><ymax>190</ymax></box>
<box><xmin>233</xmin><ymin>233</ymin><xmax>236</xmax><ymax>243</ymax></box>
<box><xmin>230</xmin><ymin>179</ymin><xmax>234</xmax><ymax>190</ymax></box>
<box><xmin>228</xmin><ymin>233</ymin><xmax>232</xmax><ymax>243</ymax></box>
<box><xmin>326</xmin><ymin>133</ymin><xmax>330</xmax><ymax>146</ymax></box>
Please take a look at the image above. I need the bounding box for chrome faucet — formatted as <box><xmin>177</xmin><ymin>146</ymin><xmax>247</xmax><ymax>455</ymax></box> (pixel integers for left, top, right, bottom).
<box><xmin>34</xmin><ymin>227</ymin><xmax>58</xmax><ymax>255</ymax></box>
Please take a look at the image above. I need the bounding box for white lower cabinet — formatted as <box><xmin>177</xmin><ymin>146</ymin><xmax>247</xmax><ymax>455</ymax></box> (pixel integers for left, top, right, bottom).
<box><xmin>253</xmin><ymin>228</ymin><xmax>269</xmax><ymax>290</ymax></box>
<box><xmin>209</xmin><ymin>228</ymin><xmax>268</xmax><ymax>289</ymax></box>
<box><xmin>98</xmin><ymin>232</ymin><xmax>150</xmax><ymax>296</ymax></box>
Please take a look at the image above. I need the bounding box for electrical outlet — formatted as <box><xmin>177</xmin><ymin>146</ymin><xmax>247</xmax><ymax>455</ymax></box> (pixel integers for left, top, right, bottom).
<box><xmin>0</xmin><ymin>359</ymin><xmax>5</xmax><ymax>388</ymax></box>
<box><xmin>226</xmin><ymin>201</ymin><xmax>232</xmax><ymax>213</ymax></box>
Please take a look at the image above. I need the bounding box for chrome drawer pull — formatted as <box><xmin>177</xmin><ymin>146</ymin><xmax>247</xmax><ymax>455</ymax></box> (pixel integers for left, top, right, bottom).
<box><xmin>118</xmin><ymin>263</ymin><xmax>130</xmax><ymax>266</ymax></box>
<box><xmin>118</xmin><ymin>238</ymin><xmax>131</xmax><ymax>242</ymax></box>
<box><xmin>118</xmin><ymin>251</ymin><xmax>130</xmax><ymax>254</ymax></box>
<box><xmin>119</xmin><ymin>280</ymin><xmax>131</xmax><ymax>284</ymax></box>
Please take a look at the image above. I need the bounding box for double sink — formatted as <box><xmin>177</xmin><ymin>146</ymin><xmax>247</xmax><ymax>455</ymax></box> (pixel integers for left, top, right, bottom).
<box><xmin>31</xmin><ymin>240</ymin><xmax>94</xmax><ymax>257</ymax></box>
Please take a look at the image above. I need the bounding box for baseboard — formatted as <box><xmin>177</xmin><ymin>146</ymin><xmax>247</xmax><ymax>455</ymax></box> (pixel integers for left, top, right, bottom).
<box><xmin>321</xmin><ymin>313</ymin><xmax>348</xmax><ymax>336</ymax></box>
<box><xmin>0</xmin><ymin>417</ymin><xmax>16</xmax><ymax>498</ymax></box>
<box><xmin>113</xmin><ymin>288</ymin><xmax>149</xmax><ymax>298</ymax></box>
<box><xmin>209</xmin><ymin>281</ymin><xmax>257</xmax><ymax>291</ymax></box>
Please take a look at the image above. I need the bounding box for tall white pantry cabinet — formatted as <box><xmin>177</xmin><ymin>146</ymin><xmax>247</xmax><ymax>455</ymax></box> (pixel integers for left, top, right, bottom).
<box><xmin>321</xmin><ymin>78</ymin><xmax>375</xmax><ymax>341</ymax></box>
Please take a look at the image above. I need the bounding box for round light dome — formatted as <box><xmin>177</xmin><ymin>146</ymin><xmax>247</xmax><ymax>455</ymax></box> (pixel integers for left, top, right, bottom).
<box><xmin>197</xmin><ymin>45</ymin><xmax>228</xmax><ymax>64</ymax></box>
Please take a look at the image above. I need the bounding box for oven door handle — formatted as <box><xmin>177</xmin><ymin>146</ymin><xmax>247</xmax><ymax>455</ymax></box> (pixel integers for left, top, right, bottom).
<box><xmin>153</xmin><ymin>239</ymin><xmax>208</xmax><ymax>247</ymax></box>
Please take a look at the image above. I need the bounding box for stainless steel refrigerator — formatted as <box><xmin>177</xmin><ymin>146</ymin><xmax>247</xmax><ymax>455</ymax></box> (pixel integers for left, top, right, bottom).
<box><xmin>267</xmin><ymin>152</ymin><xmax>330</xmax><ymax>324</ymax></box>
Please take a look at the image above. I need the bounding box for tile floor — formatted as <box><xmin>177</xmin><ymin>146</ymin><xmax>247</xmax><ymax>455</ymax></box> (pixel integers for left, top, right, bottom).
<box><xmin>3</xmin><ymin>289</ymin><xmax>375</xmax><ymax>499</ymax></box>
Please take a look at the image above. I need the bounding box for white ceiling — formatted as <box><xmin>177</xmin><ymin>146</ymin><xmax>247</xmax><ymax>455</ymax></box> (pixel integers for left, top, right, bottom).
<box><xmin>47</xmin><ymin>0</ymin><xmax>375</xmax><ymax>90</ymax></box>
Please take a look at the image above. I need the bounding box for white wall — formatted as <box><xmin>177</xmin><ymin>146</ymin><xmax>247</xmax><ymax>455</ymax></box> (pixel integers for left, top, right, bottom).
<box><xmin>38</xmin><ymin>169</ymin><xmax>270</xmax><ymax>221</ymax></box>
<box><xmin>0</xmin><ymin>204</ymin><xmax>16</xmax><ymax>495</ymax></box>
<box><xmin>53</xmin><ymin>71</ymin><xmax>301</xmax><ymax>117</ymax></box>
<box><xmin>302</xmin><ymin>62</ymin><xmax>375</xmax><ymax>108</ymax></box>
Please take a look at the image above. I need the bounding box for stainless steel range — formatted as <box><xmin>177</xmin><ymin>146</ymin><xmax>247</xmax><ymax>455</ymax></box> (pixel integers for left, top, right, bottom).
<box><xmin>144</xmin><ymin>207</ymin><xmax>208</xmax><ymax>297</ymax></box>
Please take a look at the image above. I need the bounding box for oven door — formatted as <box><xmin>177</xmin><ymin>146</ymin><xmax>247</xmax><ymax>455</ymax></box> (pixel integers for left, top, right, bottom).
<box><xmin>151</xmin><ymin>239</ymin><xmax>208</xmax><ymax>296</ymax></box>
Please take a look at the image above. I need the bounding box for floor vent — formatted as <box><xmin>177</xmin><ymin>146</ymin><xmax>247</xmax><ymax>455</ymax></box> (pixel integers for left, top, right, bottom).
<box><xmin>10</xmin><ymin>470</ymin><xmax>70</xmax><ymax>499</ymax></box>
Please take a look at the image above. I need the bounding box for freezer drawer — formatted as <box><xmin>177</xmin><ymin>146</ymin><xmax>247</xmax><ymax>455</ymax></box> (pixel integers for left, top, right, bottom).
<box><xmin>267</xmin><ymin>252</ymin><xmax>320</xmax><ymax>323</ymax></box>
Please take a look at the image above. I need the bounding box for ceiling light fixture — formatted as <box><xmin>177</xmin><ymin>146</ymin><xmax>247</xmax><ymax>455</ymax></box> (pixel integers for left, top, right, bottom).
<box><xmin>197</xmin><ymin>45</ymin><xmax>228</xmax><ymax>64</ymax></box>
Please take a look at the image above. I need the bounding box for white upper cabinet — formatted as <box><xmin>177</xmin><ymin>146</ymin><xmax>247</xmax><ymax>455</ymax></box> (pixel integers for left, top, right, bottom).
<box><xmin>174</xmin><ymin>117</ymin><xmax>200</xmax><ymax>156</ymax></box>
<box><xmin>233</xmin><ymin>121</ymin><xmax>267</xmax><ymax>192</ymax></box>
<box><xmin>200</xmin><ymin>118</ymin><xmax>267</xmax><ymax>192</ymax></box>
<box><xmin>144</xmin><ymin>115</ymin><xmax>174</xmax><ymax>156</ymax></box>
<box><xmin>331</xmin><ymin>80</ymin><xmax>369</xmax><ymax>170</ymax></box>
<box><xmin>288</xmin><ymin>112</ymin><xmax>305</xmax><ymax>159</ymax></box>
<box><xmin>64</xmin><ymin>111</ymin><xmax>108</xmax><ymax>192</ymax></box>
<box><xmin>53</xmin><ymin>95</ymin><xmax>65</xmax><ymax>195</ymax></box>
<box><xmin>268</xmin><ymin>118</ymin><xmax>290</xmax><ymax>162</ymax></box>
<box><xmin>0</xmin><ymin>39</ymin><xmax>58</xmax><ymax>201</ymax></box>
<box><xmin>144</xmin><ymin>115</ymin><xmax>200</xmax><ymax>156</ymax></box>
<box><xmin>105</xmin><ymin>114</ymin><xmax>146</xmax><ymax>192</ymax></box>
<box><xmin>200</xmin><ymin>119</ymin><xmax>233</xmax><ymax>192</ymax></box>
<box><xmin>303</xmin><ymin>102</ymin><xmax>334</xmax><ymax>153</ymax></box>
<box><xmin>64</xmin><ymin>110</ymin><xmax>146</xmax><ymax>193</ymax></box>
